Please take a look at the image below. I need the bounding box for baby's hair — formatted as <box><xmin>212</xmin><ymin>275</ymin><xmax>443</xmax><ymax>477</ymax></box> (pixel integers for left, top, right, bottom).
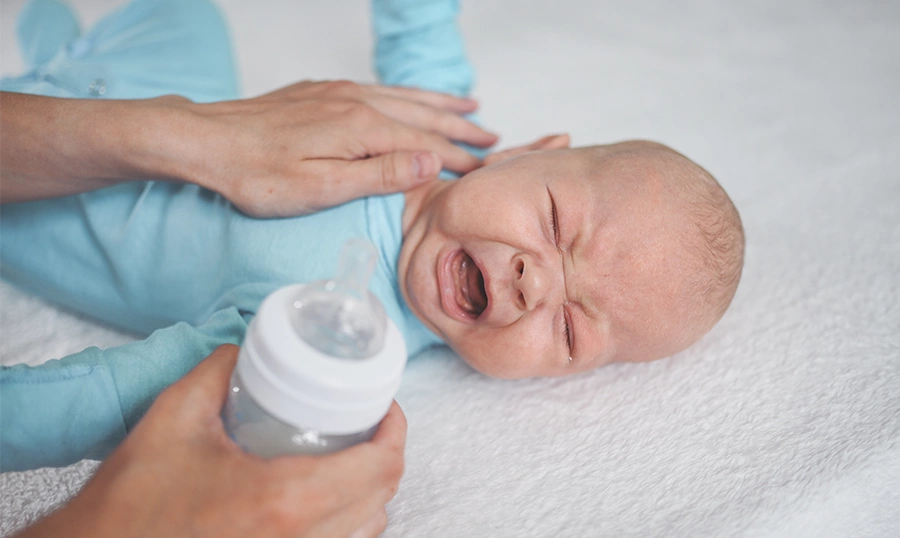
<box><xmin>656</xmin><ymin>144</ymin><xmax>745</xmax><ymax>327</ymax></box>
<box><xmin>579</xmin><ymin>140</ymin><xmax>745</xmax><ymax>350</ymax></box>
<box><xmin>599</xmin><ymin>140</ymin><xmax>745</xmax><ymax>331</ymax></box>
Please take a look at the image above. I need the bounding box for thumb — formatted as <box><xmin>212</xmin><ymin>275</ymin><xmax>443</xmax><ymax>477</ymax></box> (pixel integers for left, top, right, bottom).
<box><xmin>151</xmin><ymin>344</ymin><xmax>240</xmax><ymax>421</ymax></box>
<box><xmin>125</xmin><ymin>344</ymin><xmax>239</xmax><ymax>446</ymax></box>
<box><xmin>354</xmin><ymin>151</ymin><xmax>442</xmax><ymax>196</ymax></box>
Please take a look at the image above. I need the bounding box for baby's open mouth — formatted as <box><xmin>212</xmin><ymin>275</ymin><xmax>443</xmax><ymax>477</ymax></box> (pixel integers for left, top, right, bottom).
<box><xmin>454</xmin><ymin>251</ymin><xmax>487</xmax><ymax>317</ymax></box>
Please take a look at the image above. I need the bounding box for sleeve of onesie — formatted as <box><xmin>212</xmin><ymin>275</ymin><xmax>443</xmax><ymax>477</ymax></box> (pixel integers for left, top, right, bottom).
<box><xmin>372</xmin><ymin>0</ymin><xmax>485</xmax><ymax>174</ymax></box>
<box><xmin>0</xmin><ymin>307</ymin><xmax>248</xmax><ymax>472</ymax></box>
<box><xmin>372</xmin><ymin>0</ymin><xmax>473</xmax><ymax>97</ymax></box>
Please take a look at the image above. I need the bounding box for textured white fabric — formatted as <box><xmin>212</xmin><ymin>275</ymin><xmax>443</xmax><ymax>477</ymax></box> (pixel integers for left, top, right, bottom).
<box><xmin>1</xmin><ymin>0</ymin><xmax>898</xmax><ymax>536</ymax></box>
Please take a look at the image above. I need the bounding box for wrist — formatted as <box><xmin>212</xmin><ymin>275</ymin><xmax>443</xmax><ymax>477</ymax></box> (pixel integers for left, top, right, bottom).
<box><xmin>60</xmin><ymin>95</ymin><xmax>215</xmax><ymax>188</ymax></box>
<box><xmin>108</xmin><ymin>96</ymin><xmax>204</xmax><ymax>185</ymax></box>
<box><xmin>0</xmin><ymin>92</ymin><xmax>206</xmax><ymax>203</ymax></box>
<box><xmin>136</xmin><ymin>97</ymin><xmax>249</xmax><ymax>200</ymax></box>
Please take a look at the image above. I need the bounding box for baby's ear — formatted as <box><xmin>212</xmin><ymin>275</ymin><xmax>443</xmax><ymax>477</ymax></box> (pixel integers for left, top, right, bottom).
<box><xmin>482</xmin><ymin>134</ymin><xmax>570</xmax><ymax>166</ymax></box>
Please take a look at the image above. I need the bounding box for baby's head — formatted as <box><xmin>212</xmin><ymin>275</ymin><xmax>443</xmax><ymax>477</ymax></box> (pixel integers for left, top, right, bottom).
<box><xmin>399</xmin><ymin>140</ymin><xmax>744</xmax><ymax>378</ymax></box>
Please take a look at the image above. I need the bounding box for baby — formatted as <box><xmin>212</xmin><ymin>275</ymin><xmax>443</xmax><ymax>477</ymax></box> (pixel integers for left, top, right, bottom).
<box><xmin>401</xmin><ymin>139</ymin><xmax>743</xmax><ymax>379</ymax></box>
<box><xmin>0</xmin><ymin>0</ymin><xmax>742</xmax><ymax>471</ymax></box>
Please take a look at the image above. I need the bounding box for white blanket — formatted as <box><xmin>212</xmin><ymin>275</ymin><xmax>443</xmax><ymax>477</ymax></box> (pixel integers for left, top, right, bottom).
<box><xmin>2</xmin><ymin>0</ymin><xmax>898</xmax><ymax>536</ymax></box>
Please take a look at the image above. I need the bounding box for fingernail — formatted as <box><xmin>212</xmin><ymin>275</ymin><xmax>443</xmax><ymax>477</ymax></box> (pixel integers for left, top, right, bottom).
<box><xmin>414</xmin><ymin>152</ymin><xmax>439</xmax><ymax>179</ymax></box>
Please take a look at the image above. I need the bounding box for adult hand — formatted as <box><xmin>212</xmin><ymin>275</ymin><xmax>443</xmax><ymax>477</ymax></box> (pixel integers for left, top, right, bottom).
<box><xmin>182</xmin><ymin>81</ymin><xmax>498</xmax><ymax>217</ymax></box>
<box><xmin>16</xmin><ymin>345</ymin><xmax>406</xmax><ymax>538</ymax></box>
<box><xmin>0</xmin><ymin>82</ymin><xmax>498</xmax><ymax>218</ymax></box>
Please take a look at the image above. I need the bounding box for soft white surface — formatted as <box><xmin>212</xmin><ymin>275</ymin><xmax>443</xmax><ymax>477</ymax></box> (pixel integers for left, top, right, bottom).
<box><xmin>2</xmin><ymin>0</ymin><xmax>899</xmax><ymax>536</ymax></box>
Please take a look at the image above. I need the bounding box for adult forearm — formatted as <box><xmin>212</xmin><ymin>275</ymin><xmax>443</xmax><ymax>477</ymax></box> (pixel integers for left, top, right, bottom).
<box><xmin>1</xmin><ymin>81</ymin><xmax>496</xmax><ymax>215</ymax></box>
<box><xmin>0</xmin><ymin>92</ymin><xmax>195</xmax><ymax>203</ymax></box>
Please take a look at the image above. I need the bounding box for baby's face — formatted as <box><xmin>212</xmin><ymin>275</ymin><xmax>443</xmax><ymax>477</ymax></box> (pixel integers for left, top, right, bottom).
<box><xmin>399</xmin><ymin>143</ymin><xmax>710</xmax><ymax>379</ymax></box>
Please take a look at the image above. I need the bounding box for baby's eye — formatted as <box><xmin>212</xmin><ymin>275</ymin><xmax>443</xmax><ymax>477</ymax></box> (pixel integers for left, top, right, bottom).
<box><xmin>562</xmin><ymin>308</ymin><xmax>572</xmax><ymax>353</ymax></box>
<box><xmin>548</xmin><ymin>188</ymin><xmax>560</xmax><ymax>245</ymax></box>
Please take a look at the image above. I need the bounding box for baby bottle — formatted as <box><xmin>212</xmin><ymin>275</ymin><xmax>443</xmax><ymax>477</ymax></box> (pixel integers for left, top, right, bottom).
<box><xmin>222</xmin><ymin>238</ymin><xmax>407</xmax><ymax>457</ymax></box>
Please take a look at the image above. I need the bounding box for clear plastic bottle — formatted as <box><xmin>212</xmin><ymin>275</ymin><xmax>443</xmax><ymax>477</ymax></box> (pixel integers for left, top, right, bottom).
<box><xmin>222</xmin><ymin>238</ymin><xmax>407</xmax><ymax>457</ymax></box>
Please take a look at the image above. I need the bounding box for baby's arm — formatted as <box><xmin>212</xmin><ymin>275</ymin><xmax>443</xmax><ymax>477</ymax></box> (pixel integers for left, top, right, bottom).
<box><xmin>0</xmin><ymin>307</ymin><xmax>247</xmax><ymax>472</ymax></box>
<box><xmin>373</xmin><ymin>0</ymin><xmax>486</xmax><ymax>174</ymax></box>
<box><xmin>373</xmin><ymin>1</ymin><xmax>572</xmax><ymax>170</ymax></box>
<box><xmin>373</xmin><ymin>0</ymin><xmax>473</xmax><ymax>97</ymax></box>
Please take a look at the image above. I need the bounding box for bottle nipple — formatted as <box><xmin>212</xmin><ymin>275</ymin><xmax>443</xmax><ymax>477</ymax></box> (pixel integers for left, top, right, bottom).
<box><xmin>291</xmin><ymin>238</ymin><xmax>387</xmax><ymax>359</ymax></box>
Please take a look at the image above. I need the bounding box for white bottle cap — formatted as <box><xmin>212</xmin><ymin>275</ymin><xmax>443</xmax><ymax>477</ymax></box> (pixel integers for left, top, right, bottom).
<box><xmin>236</xmin><ymin>284</ymin><xmax>407</xmax><ymax>435</ymax></box>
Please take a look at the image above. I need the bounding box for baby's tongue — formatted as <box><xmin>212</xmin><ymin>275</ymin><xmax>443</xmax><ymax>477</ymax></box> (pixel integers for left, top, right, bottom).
<box><xmin>457</xmin><ymin>251</ymin><xmax>487</xmax><ymax>316</ymax></box>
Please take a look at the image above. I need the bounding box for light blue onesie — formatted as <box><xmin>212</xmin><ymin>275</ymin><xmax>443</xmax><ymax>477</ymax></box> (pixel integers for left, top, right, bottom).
<box><xmin>0</xmin><ymin>0</ymin><xmax>474</xmax><ymax>471</ymax></box>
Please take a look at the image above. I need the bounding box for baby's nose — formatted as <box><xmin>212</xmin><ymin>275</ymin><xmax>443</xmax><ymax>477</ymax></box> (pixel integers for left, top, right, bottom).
<box><xmin>513</xmin><ymin>255</ymin><xmax>559</xmax><ymax>312</ymax></box>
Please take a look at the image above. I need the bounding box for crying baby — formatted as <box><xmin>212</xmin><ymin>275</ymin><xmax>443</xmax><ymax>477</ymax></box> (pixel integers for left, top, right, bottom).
<box><xmin>399</xmin><ymin>136</ymin><xmax>744</xmax><ymax>378</ymax></box>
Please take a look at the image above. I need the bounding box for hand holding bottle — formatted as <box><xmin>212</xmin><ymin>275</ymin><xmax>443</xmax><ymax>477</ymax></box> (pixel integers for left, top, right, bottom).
<box><xmin>15</xmin><ymin>345</ymin><xmax>406</xmax><ymax>538</ymax></box>
<box><xmin>224</xmin><ymin>238</ymin><xmax>407</xmax><ymax>458</ymax></box>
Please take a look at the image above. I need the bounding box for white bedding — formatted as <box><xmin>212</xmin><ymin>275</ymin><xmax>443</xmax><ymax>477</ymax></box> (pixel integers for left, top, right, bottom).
<box><xmin>2</xmin><ymin>0</ymin><xmax>899</xmax><ymax>536</ymax></box>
